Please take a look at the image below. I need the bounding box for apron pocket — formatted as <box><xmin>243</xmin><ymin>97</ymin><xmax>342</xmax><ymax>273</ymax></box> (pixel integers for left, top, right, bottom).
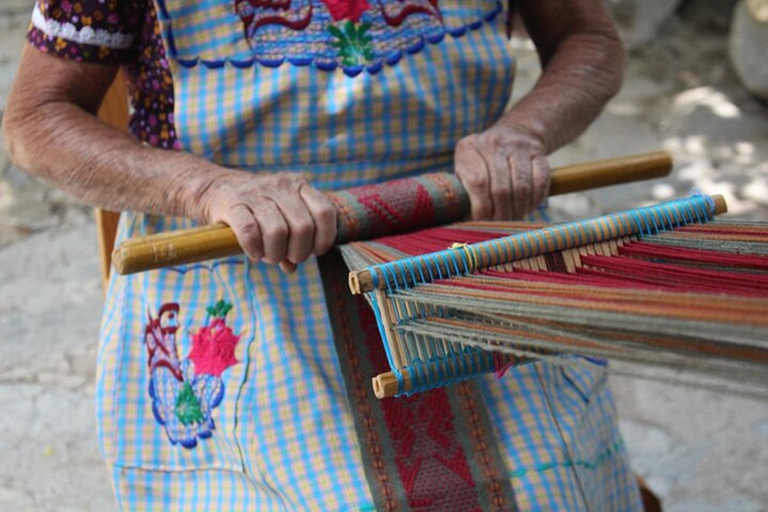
<box><xmin>100</xmin><ymin>257</ymin><xmax>253</xmax><ymax>472</ymax></box>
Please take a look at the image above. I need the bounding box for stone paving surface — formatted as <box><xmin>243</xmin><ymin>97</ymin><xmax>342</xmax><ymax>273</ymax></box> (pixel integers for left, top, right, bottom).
<box><xmin>1</xmin><ymin>1</ymin><xmax>766</xmax><ymax>511</ymax></box>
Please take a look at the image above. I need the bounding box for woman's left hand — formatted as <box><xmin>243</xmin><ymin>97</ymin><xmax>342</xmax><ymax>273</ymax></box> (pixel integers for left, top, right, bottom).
<box><xmin>454</xmin><ymin>125</ymin><xmax>551</xmax><ymax>221</ymax></box>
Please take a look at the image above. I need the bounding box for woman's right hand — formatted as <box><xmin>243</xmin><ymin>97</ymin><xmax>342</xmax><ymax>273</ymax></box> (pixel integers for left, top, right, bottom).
<box><xmin>201</xmin><ymin>171</ymin><xmax>337</xmax><ymax>271</ymax></box>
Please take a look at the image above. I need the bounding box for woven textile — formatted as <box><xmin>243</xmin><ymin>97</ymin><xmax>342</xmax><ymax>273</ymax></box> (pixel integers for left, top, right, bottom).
<box><xmin>321</xmin><ymin>249</ymin><xmax>517</xmax><ymax>511</ymax></box>
<box><xmin>331</xmin><ymin>173</ymin><xmax>468</xmax><ymax>241</ymax></box>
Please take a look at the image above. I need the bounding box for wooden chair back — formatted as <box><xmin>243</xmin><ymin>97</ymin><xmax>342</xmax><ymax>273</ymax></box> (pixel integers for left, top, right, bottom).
<box><xmin>95</xmin><ymin>72</ymin><xmax>129</xmax><ymax>292</ymax></box>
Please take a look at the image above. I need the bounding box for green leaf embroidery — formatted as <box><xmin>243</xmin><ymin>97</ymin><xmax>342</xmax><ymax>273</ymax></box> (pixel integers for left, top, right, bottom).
<box><xmin>206</xmin><ymin>300</ymin><xmax>233</xmax><ymax>320</ymax></box>
<box><xmin>328</xmin><ymin>20</ymin><xmax>376</xmax><ymax>67</ymax></box>
<box><xmin>174</xmin><ymin>382</ymin><xmax>205</xmax><ymax>425</ymax></box>
<box><xmin>327</xmin><ymin>24</ymin><xmax>347</xmax><ymax>41</ymax></box>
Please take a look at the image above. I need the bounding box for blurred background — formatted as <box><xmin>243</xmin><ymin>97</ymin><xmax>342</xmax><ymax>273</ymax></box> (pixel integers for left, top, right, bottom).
<box><xmin>0</xmin><ymin>0</ymin><xmax>766</xmax><ymax>510</ymax></box>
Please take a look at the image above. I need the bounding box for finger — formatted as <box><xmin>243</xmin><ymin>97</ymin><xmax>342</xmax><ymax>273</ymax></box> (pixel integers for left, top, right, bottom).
<box><xmin>488</xmin><ymin>146</ymin><xmax>513</xmax><ymax>221</ymax></box>
<box><xmin>253</xmin><ymin>200</ymin><xmax>289</xmax><ymax>264</ymax></box>
<box><xmin>509</xmin><ymin>154</ymin><xmax>533</xmax><ymax>219</ymax></box>
<box><xmin>299</xmin><ymin>185</ymin><xmax>338</xmax><ymax>255</ymax></box>
<box><xmin>455</xmin><ymin>139</ymin><xmax>493</xmax><ymax>220</ymax></box>
<box><xmin>225</xmin><ymin>203</ymin><xmax>263</xmax><ymax>262</ymax></box>
<box><xmin>271</xmin><ymin>195</ymin><xmax>315</xmax><ymax>265</ymax></box>
<box><xmin>531</xmin><ymin>154</ymin><xmax>552</xmax><ymax>210</ymax></box>
<box><xmin>279</xmin><ymin>260</ymin><xmax>298</xmax><ymax>274</ymax></box>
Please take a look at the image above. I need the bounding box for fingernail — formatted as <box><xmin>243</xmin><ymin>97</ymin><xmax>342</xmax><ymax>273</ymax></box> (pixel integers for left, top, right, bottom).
<box><xmin>279</xmin><ymin>261</ymin><xmax>298</xmax><ymax>274</ymax></box>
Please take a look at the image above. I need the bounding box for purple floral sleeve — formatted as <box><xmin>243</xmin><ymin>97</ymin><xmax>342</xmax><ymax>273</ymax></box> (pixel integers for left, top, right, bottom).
<box><xmin>26</xmin><ymin>0</ymin><xmax>180</xmax><ymax>149</ymax></box>
<box><xmin>26</xmin><ymin>0</ymin><xmax>144</xmax><ymax>64</ymax></box>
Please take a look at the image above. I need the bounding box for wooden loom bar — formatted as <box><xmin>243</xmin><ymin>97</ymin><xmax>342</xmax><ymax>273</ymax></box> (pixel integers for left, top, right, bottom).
<box><xmin>372</xmin><ymin>352</ymin><xmax>524</xmax><ymax>399</ymax></box>
<box><xmin>349</xmin><ymin>195</ymin><xmax>728</xmax><ymax>294</ymax></box>
<box><xmin>112</xmin><ymin>151</ymin><xmax>673</xmax><ymax>275</ymax></box>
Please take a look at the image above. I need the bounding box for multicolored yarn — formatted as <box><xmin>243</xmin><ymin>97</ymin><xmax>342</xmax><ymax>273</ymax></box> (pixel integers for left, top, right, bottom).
<box><xmin>341</xmin><ymin>195</ymin><xmax>768</xmax><ymax>397</ymax></box>
<box><xmin>330</xmin><ymin>172</ymin><xmax>468</xmax><ymax>242</ymax></box>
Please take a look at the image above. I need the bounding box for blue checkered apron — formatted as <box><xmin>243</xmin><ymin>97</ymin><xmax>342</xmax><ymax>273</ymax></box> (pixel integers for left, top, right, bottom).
<box><xmin>97</xmin><ymin>1</ymin><xmax>643</xmax><ymax>509</ymax></box>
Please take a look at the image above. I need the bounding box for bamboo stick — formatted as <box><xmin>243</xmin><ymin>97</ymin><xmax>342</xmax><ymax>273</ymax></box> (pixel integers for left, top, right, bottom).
<box><xmin>113</xmin><ymin>151</ymin><xmax>673</xmax><ymax>275</ymax></box>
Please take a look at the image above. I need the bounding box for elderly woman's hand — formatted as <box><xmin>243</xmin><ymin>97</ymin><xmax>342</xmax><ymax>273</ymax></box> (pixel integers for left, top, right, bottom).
<box><xmin>454</xmin><ymin>125</ymin><xmax>551</xmax><ymax>221</ymax></box>
<box><xmin>201</xmin><ymin>171</ymin><xmax>337</xmax><ymax>268</ymax></box>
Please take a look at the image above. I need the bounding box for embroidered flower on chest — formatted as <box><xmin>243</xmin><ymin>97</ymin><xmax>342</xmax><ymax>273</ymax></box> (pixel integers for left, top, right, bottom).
<box><xmin>321</xmin><ymin>0</ymin><xmax>370</xmax><ymax>22</ymax></box>
<box><xmin>328</xmin><ymin>20</ymin><xmax>374</xmax><ymax>67</ymax></box>
<box><xmin>227</xmin><ymin>0</ymin><xmax>505</xmax><ymax>76</ymax></box>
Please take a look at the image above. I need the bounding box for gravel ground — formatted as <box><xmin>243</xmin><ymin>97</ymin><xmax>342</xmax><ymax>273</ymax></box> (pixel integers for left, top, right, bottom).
<box><xmin>0</xmin><ymin>1</ymin><xmax>766</xmax><ymax>511</ymax></box>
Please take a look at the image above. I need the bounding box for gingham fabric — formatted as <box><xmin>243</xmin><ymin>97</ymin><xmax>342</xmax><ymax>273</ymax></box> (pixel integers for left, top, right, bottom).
<box><xmin>31</xmin><ymin>0</ymin><xmax>643</xmax><ymax>509</ymax></box>
<box><xmin>162</xmin><ymin>1</ymin><xmax>518</xmax><ymax>190</ymax></box>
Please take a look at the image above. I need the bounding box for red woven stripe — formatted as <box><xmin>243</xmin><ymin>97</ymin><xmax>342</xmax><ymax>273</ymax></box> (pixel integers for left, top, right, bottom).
<box><xmin>621</xmin><ymin>242</ymin><xmax>768</xmax><ymax>271</ymax></box>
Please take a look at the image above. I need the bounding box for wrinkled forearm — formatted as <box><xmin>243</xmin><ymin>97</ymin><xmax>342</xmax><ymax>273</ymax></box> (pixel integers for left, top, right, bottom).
<box><xmin>3</xmin><ymin>100</ymin><xmax>227</xmax><ymax>221</ymax></box>
<box><xmin>498</xmin><ymin>15</ymin><xmax>624</xmax><ymax>153</ymax></box>
<box><xmin>2</xmin><ymin>49</ymin><xmax>228</xmax><ymax>222</ymax></box>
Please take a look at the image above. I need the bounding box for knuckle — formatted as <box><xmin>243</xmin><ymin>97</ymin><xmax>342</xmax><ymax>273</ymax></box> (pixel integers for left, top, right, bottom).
<box><xmin>456</xmin><ymin>135</ymin><xmax>480</xmax><ymax>153</ymax></box>
<box><xmin>535</xmin><ymin>173</ymin><xmax>551</xmax><ymax>189</ymax></box>
<box><xmin>244</xmin><ymin>247</ymin><xmax>262</xmax><ymax>260</ymax></box>
<box><xmin>462</xmin><ymin>172</ymin><xmax>487</xmax><ymax>190</ymax></box>
<box><xmin>487</xmin><ymin>131</ymin><xmax>506</xmax><ymax>147</ymax></box>
<box><xmin>237</xmin><ymin>227</ymin><xmax>260</xmax><ymax>246</ymax></box>
<box><xmin>316</xmin><ymin>204</ymin><xmax>336</xmax><ymax>224</ymax></box>
<box><xmin>231</xmin><ymin>215</ymin><xmax>257</xmax><ymax>235</ymax></box>
<box><xmin>293</xmin><ymin>220</ymin><xmax>314</xmax><ymax>238</ymax></box>
<box><xmin>263</xmin><ymin>223</ymin><xmax>288</xmax><ymax>241</ymax></box>
<box><xmin>318</xmin><ymin>226</ymin><xmax>337</xmax><ymax>245</ymax></box>
<box><xmin>316</xmin><ymin>227</ymin><xmax>338</xmax><ymax>254</ymax></box>
<box><xmin>274</xmin><ymin>173</ymin><xmax>297</xmax><ymax>189</ymax></box>
<box><xmin>317</xmin><ymin>233</ymin><xmax>334</xmax><ymax>250</ymax></box>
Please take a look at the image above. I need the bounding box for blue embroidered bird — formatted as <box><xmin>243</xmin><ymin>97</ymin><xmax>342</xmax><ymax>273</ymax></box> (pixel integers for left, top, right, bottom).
<box><xmin>144</xmin><ymin>301</ymin><xmax>240</xmax><ymax>448</ymax></box>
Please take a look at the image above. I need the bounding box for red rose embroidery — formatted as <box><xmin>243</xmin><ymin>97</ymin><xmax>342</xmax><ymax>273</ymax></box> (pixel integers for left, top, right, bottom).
<box><xmin>322</xmin><ymin>0</ymin><xmax>371</xmax><ymax>22</ymax></box>
<box><xmin>188</xmin><ymin>318</ymin><xmax>240</xmax><ymax>377</ymax></box>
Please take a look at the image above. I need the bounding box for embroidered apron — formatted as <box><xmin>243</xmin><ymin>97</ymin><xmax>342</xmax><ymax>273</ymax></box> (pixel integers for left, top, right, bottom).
<box><xmin>97</xmin><ymin>1</ymin><xmax>642</xmax><ymax>510</ymax></box>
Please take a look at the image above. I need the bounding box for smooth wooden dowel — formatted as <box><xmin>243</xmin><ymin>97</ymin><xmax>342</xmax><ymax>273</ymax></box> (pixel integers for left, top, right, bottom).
<box><xmin>548</xmin><ymin>150</ymin><xmax>672</xmax><ymax>195</ymax></box>
<box><xmin>112</xmin><ymin>151</ymin><xmax>673</xmax><ymax>275</ymax></box>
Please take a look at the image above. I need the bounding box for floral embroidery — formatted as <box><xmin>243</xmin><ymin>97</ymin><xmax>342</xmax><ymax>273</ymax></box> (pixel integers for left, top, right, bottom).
<box><xmin>188</xmin><ymin>303</ymin><xmax>239</xmax><ymax>376</ymax></box>
<box><xmin>144</xmin><ymin>301</ymin><xmax>240</xmax><ymax>448</ymax></box>
<box><xmin>232</xmin><ymin>0</ymin><xmax>490</xmax><ymax>76</ymax></box>
<box><xmin>323</xmin><ymin>0</ymin><xmax>371</xmax><ymax>22</ymax></box>
<box><xmin>328</xmin><ymin>20</ymin><xmax>375</xmax><ymax>67</ymax></box>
